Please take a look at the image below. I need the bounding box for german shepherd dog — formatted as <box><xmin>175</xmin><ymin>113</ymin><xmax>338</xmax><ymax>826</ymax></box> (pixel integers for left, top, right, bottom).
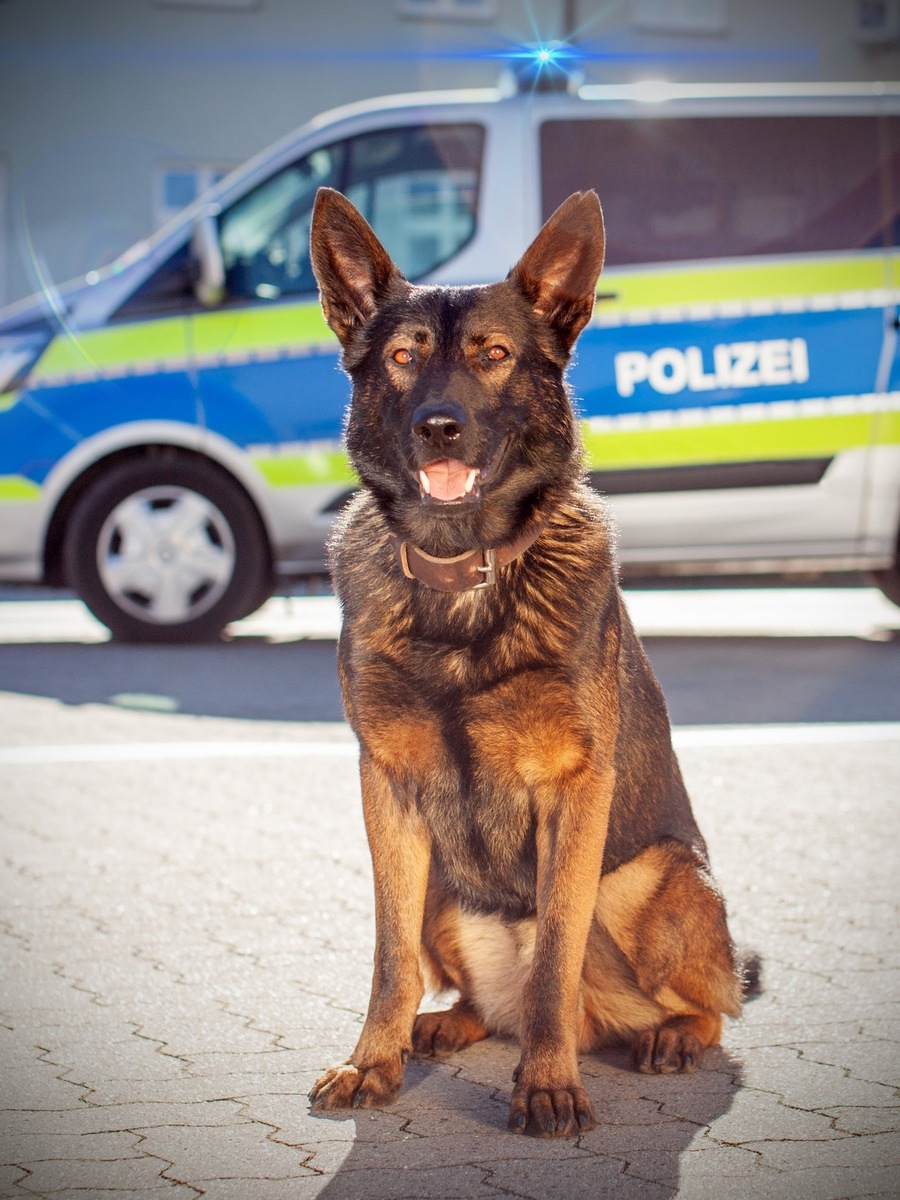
<box><xmin>308</xmin><ymin>187</ymin><xmax>746</xmax><ymax>1138</ymax></box>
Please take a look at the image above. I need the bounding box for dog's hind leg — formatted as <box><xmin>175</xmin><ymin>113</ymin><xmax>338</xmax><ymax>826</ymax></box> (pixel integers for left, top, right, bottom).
<box><xmin>594</xmin><ymin>839</ymin><xmax>742</xmax><ymax>1074</ymax></box>
<box><xmin>631</xmin><ymin>1012</ymin><xmax>722</xmax><ymax>1074</ymax></box>
<box><xmin>413</xmin><ymin>998</ymin><xmax>489</xmax><ymax>1056</ymax></box>
<box><xmin>414</xmin><ymin>879</ymin><xmax>491</xmax><ymax>1057</ymax></box>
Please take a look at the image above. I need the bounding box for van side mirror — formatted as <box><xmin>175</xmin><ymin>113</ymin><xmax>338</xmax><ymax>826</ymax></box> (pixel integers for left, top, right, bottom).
<box><xmin>191</xmin><ymin>210</ymin><xmax>225</xmax><ymax>307</ymax></box>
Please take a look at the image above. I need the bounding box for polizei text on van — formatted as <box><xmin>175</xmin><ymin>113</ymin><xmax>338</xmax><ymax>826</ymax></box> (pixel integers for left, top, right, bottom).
<box><xmin>614</xmin><ymin>338</ymin><xmax>810</xmax><ymax>398</ymax></box>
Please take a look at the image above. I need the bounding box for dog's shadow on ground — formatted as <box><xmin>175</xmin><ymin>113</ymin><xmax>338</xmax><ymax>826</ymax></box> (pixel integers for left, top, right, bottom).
<box><xmin>308</xmin><ymin>1038</ymin><xmax>743</xmax><ymax>1199</ymax></box>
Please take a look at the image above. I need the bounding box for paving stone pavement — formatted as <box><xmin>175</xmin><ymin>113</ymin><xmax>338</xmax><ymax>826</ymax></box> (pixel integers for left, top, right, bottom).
<box><xmin>1</xmin><ymin>692</ymin><xmax>899</xmax><ymax>1199</ymax></box>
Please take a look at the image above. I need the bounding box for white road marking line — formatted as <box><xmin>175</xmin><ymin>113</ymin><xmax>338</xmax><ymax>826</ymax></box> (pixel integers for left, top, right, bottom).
<box><xmin>1</xmin><ymin>724</ymin><xmax>898</xmax><ymax>765</ymax></box>
<box><xmin>672</xmin><ymin>723</ymin><xmax>900</xmax><ymax>747</ymax></box>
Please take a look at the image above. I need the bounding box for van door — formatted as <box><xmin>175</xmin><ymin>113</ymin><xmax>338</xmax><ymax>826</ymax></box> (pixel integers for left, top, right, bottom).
<box><xmin>540</xmin><ymin>107</ymin><xmax>899</xmax><ymax>574</ymax></box>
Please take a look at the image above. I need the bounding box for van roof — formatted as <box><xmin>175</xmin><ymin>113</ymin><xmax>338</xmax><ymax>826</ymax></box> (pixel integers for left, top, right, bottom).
<box><xmin>302</xmin><ymin>78</ymin><xmax>900</xmax><ymax>131</ymax></box>
<box><xmin>299</xmin><ymin>79</ymin><xmax>900</xmax><ymax>132</ymax></box>
<box><xmin>578</xmin><ymin>80</ymin><xmax>900</xmax><ymax>102</ymax></box>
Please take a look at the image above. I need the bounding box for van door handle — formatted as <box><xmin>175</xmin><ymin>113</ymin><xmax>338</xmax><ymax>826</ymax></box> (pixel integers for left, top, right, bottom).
<box><xmin>597</xmin><ymin>292</ymin><xmax>619</xmax><ymax>302</ymax></box>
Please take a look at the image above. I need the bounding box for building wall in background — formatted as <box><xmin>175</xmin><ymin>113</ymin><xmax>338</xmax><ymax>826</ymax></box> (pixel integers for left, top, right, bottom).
<box><xmin>0</xmin><ymin>0</ymin><xmax>898</xmax><ymax>306</ymax></box>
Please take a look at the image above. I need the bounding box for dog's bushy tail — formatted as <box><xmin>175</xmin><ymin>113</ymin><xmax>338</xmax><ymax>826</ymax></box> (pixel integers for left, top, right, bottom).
<box><xmin>739</xmin><ymin>951</ymin><xmax>763</xmax><ymax>1000</ymax></box>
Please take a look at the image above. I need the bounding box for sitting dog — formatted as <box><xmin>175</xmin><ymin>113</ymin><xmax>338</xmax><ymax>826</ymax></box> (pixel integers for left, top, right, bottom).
<box><xmin>308</xmin><ymin>187</ymin><xmax>746</xmax><ymax>1137</ymax></box>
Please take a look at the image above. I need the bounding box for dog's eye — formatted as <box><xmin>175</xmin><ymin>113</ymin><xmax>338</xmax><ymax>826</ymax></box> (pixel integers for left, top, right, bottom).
<box><xmin>391</xmin><ymin>348</ymin><xmax>413</xmax><ymax>366</ymax></box>
<box><xmin>487</xmin><ymin>345</ymin><xmax>509</xmax><ymax>362</ymax></box>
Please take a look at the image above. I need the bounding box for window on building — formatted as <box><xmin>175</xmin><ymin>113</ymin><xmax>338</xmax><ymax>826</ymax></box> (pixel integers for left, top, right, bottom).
<box><xmin>540</xmin><ymin>115</ymin><xmax>900</xmax><ymax>266</ymax></box>
<box><xmin>154</xmin><ymin>0</ymin><xmax>258</xmax><ymax>9</ymax></box>
<box><xmin>630</xmin><ymin>0</ymin><xmax>729</xmax><ymax>35</ymax></box>
<box><xmin>154</xmin><ymin>162</ymin><xmax>234</xmax><ymax>230</ymax></box>
<box><xmin>396</xmin><ymin>0</ymin><xmax>497</xmax><ymax>21</ymax></box>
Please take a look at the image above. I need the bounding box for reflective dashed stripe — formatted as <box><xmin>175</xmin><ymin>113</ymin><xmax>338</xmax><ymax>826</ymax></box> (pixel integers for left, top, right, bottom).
<box><xmin>595</xmin><ymin>288</ymin><xmax>900</xmax><ymax>328</ymax></box>
<box><xmin>586</xmin><ymin>391</ymin><xmax>900</xmax><ymax>434</ymax></box>
<box><xmin>27</xmin><ymin>339</ymin><xmax>339</xmax><ymax>391</ymax></box>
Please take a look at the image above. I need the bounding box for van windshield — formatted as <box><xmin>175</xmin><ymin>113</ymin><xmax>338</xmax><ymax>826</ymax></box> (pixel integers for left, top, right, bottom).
<box><xmin>541</xmin><ymin>115</ymin><xmax>900</xmax><ymax>266</ymax></box>
<box><xmin>220</xmin><ymin>123</ymin><xmax>483</xmax><ymax>300</ymax></box>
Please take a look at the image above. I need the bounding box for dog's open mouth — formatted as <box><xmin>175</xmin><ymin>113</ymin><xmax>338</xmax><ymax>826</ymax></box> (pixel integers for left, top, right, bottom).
<box><xmin>418</xmin><ymin>438</ymin><xmax>509</xmax><ymax>506</ymax></box>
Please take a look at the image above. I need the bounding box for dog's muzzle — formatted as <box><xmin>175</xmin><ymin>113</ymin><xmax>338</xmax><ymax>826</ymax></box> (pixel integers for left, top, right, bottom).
<box><xmin>416</xmin><ymin>436</ymin><xmax>510</xmax><ymax>506</ymax></box>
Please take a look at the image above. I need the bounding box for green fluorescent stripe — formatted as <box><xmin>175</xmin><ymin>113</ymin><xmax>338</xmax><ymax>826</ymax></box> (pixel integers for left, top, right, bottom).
<box><xmin>582</xmin><ymin>412</ymin><xmax>878</xmax><ymax>471</ymax></box>
<box><xmin>601</xmin><ymin>254</ymin><xmax>890</xmax><ymax>312</ymax></box>
<box><xmin>31</xmin><ymin>300</ymin><xmax>335</xmax><ymax>382</ymax></box>
<box><xmin>255</xmin><ymin>408</ymin><xmax>895</xmax><ymax>487</ymax></box>
<box><xmin>874</xmin><ymin>410</ymin><xmax>900</xmax><ymax>445</ymax></box>
<box><xmin>253</xmin><ymin>450</ymin><xmax>357</xmax><ymax>487</ymax></box>
<box><xmin>2</xmin><ymin>408</ymin><xmax>891</xmax><ymax>502</ymax></box>
<box><xmin>33</xmin><ymin>315</ymin><xmax>192</xmax><ymax>377</ymax></box>
<box><xmin>0</xmin><ymin>476</ymin><xmax>42</xmax><ymax>501</ymax></box>
<box><xmin>190</xmin><ymin>303</ymin><xmax>334</xmax><ymax>356</ymax></box>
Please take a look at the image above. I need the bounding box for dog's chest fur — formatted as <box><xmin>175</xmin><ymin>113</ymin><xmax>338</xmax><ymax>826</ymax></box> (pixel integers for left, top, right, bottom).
<box><xmin>333</xmin><ymin>490</ymin><xmax>622</xmax><ymax>917</ymax></box>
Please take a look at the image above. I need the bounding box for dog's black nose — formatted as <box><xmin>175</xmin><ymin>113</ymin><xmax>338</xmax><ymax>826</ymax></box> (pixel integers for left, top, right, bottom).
<box><xmin>412</xmin><ymin>402</ymin><xmax>467</xmax><ymax>448</ymax></box>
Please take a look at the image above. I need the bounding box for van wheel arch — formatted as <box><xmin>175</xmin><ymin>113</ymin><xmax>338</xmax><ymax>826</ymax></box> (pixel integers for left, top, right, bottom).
<box><xmin>46</xmin><ymin>446</ymin><xmax>275</xmax><ymax>639</ymax></box>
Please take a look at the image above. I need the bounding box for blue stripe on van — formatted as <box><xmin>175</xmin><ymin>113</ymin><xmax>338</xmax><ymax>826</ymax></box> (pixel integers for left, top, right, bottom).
<box><xmin>571</xmin><ymin>307</ymin><xmax>885</xmax><ymax>418</ymax></box>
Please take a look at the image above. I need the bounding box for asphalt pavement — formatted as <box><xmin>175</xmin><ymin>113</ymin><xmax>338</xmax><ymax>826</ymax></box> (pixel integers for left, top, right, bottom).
<box><xmin>1</xmin><ymin>588</ymin><xmax>898</xmax><ymax>1199</ymax></box>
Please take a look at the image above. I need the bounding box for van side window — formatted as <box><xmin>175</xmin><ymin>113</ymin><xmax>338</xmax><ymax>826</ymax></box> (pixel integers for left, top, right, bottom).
<box><xmin>112</xmin><ymin>147</ymin><xmax>345</xmax><ymax>321</ymax></box>
<box><xmin>220</xmin><ymin>145</ymin><xmax>346</xmax><ymax>300</ymax></box>
<box><xmin>541</xmin><ymin>116</ymin><xmax>899</xmax><ymax>266</ymax></box>
<box><xmin>221</xmin><ymin>123</ymin><xmax>483</xmax><ymax>301</ymax></box>
<box><xmin>342</xmin><ymin>124</ymin><xmax>483</xmax><ymax>279</ymax></box>
<box><xmin>112</xmin><ymin>241</ymin><xmax>199</xmax><ymax>321</ymax></box>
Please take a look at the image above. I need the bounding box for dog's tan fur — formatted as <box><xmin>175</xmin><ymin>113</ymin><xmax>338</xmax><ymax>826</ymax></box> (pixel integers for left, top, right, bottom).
<box><xmin>307</xmin><ymin>188</ymin><xmax>745</xmax><ymax>1136</ymax></box>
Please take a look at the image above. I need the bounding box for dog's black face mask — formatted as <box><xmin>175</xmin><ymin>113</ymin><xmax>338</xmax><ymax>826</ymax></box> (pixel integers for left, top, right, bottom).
<box><xmin>310</xmin><ymin>188</ymin><xmax>605</xmax><ymax>556</ymax></box>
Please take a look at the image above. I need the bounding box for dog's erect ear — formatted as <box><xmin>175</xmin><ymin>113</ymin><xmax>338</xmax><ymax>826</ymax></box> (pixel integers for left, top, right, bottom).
<box><xmin>508</xmin><ymin>191</ymin><xmax>605</xmax><ymax>353</ymax></box>
<box><xmin>310</xmin><ymin>188</ymin><xmax>407</xmax><ymax>347</ymax></box>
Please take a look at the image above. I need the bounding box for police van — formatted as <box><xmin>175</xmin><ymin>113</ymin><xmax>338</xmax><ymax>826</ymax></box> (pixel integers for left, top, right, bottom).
<box><xmin>1</xmin><ymin>72</ymin><xmax>899</xmax><ymax>639</ymax></box>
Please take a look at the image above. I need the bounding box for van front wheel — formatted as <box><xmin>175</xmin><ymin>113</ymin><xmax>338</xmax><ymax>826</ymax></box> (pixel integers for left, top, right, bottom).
<box><xmin>64</xmin><ymin>456</ymin><xmax>273</xmax><ymax>642</ymax></box>
<box><xmin>869</xmin><ymin>524</ymin><xmax>900</xmax><ymax>609</ymax></box>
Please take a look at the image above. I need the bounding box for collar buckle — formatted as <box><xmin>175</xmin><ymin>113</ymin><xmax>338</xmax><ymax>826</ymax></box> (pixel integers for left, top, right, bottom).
<box><xmin>473</xmin><ymin>547</ymin><xmax>497</xmax><ymax>589</ymax></box>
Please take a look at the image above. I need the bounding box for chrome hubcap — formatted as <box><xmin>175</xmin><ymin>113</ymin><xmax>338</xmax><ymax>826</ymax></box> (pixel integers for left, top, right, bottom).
<box><xmin>97</xmin><ymin>486</ymin><xmax>235</xmax><ymax>625</ymax></box>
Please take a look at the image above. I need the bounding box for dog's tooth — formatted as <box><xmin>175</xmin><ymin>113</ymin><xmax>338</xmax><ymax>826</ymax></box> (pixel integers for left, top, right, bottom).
<box><xmin>464</xmin><ymin>469</ymin><xmax>478</xmax><ymax>494</ymax></box>
<box><xmin>419</xmin><ymin>470</ymin><xmax>431</xmax><ymax>495</ymax></box>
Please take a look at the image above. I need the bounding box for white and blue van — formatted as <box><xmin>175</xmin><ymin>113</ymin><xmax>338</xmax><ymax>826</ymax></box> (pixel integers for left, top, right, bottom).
<box><xmin>1</xmin><ymin>74</ymin><xmax>899</xmax><ymax>639</ymax></box>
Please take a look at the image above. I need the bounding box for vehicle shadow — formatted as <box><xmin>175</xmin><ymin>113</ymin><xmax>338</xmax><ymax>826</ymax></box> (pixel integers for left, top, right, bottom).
<box><xmin>0</xmin><ymin>634</ymin><xmax>898</xmax><ymax>725</ymax></box>
<box><xmin>0</xmin><ymin>638</ymin><xmax>346</xmax><ymax>722</ymax></box>
<box><xmin>646</xmin><ymin>633</ymin><xmax>900</xmax><ymax>724</ymax></box>
<box><xmin>307</xmin><ymin>1040</ymin><xmax>744</xmax><ymax>1198</ymax></box>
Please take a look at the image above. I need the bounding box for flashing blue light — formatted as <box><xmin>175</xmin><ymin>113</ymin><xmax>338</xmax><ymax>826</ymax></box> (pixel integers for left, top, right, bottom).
<box><xmin>502</xmin><ymin>41</ymin><xmax>580</xmax><ymax>93</ymax></box>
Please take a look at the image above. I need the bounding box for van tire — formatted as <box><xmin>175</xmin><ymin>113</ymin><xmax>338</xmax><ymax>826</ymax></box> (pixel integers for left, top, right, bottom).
<box><xmin>871</xmin><ymin>565</ymin><xmax>900</xmax><ymax>608</ymax></box>
<box><xmin>869</xmin><ymin>525</ymin><xmax>900</xmax><ymax>609</ymax></box>
<box><xmin>64</xmin><ymin>456</ymin><xmax>273</xmax><ymax>642</ymax></box>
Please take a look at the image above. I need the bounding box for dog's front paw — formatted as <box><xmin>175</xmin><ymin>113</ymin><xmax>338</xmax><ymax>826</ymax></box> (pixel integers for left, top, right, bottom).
<box><xmin>309</xmin><ymin>1060</ymin><xmax>402</xmax><ymax>1111</ymax></box>
<box><xmin>508</xmin><ymin>1081</ymin><xmax>596</xmax><ymax>1138</ymax></box>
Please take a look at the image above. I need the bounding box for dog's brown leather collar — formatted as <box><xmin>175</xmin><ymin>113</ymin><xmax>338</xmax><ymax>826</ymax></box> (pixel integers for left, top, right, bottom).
<box><xmin>388</xmin><ymin>520</ymin><xmax>547</xmax><ymax>593</ymax></box>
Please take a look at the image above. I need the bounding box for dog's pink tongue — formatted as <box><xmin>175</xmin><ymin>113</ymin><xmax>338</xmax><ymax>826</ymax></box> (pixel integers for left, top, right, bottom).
<box><xmin>420</xmin><ymin>459</ymin><xmax>474</xmax><ymax>501</ymax></box>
